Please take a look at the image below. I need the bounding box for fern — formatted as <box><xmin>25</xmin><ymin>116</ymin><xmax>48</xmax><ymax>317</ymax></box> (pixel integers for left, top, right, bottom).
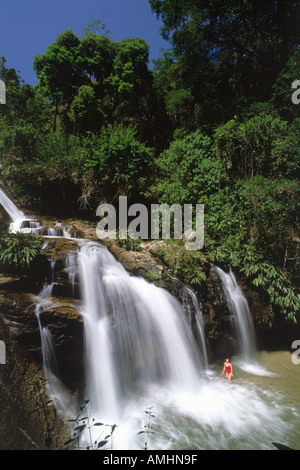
<box><xmin>0</xmin><ymin>232</ymin><xmax>43</xmax><ymax>270</ymax></box>
<box><xmin>240</xmin><ymin>261</ymin><xmax>300</xmax><ymax>322</ymax></box>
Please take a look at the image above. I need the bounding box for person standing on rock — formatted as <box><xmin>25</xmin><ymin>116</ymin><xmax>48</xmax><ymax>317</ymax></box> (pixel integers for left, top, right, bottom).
<box><xmin>222</xmin><ymin>358</ymin><xmax>234</xmax><ymax>383</ymax></box>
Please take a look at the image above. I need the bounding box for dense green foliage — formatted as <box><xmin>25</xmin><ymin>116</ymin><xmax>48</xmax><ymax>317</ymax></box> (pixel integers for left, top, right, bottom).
<box><xmin>150</xmin><ymin>0</ymin><xmax>300</xmax><ymax>126</ymax></box>
<box><xmin>0</xmin><ymin>6</ymin><xmax>299</xmax><ymax>322</ymax></box>
<box><xmin>150</xmin><ymin>126</ymin><xmax>299</xmax><ymax>321</ymax></box>
<box><xmin>149</xmin><ymin>239</ymin><xmax>207</xmax><ymax>291</ymax></box>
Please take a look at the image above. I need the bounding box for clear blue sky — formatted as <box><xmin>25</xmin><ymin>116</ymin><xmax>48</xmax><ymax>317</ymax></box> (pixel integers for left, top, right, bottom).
<box><xmin>0</xmin><ymin>0</ymin><xmax>169</xmax><ymax>85</ymax></box>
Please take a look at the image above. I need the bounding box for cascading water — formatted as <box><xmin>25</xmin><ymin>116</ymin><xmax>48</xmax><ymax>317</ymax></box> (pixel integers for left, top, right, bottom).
<box><xmin>1</xmin><ymin>190</ymin><xmax>300</xmax><ymax>450</ymax></box>
<box><xmin>181</xmin><ymin>285</ymin><xmax>208</xmax><ymax>367</ymax></box>
<box><xmin>163</xmin><ymin>269</ymin><xmax>208</xmax><ymax>368</ymax></box>
<box><xmin>0</xmin><ymin>188</ymin><xmax>77</xmax><ymax>238</ymax></box>
<box><xmin>65</xmin><ymin>251</ymin><xmax>79</xmax><ymax>297</ymax></box>
<box><xmin>34</xmin><ymin>258</ymin><xmax>76</xmax><ymax>418</ymax></box>
<box><xmin>215</xmin><ymin>266</ymin><xmax>256</xmax><ymax>359</ymax></box>
<box><xmin>77</xmin><ymin>246</ymin><xmax>294</xmax><ymax>451</ymax></box>
<box><xmin>44</xmin><ymin>223</ymin><xmax>75</xmax><ymax>238</ymax></box>
<box><xmin>35</xmin><ymin>282</ymin><xmax>57</xmax><ymax>377</ymax></box>
<box><xmin>0</xmin><ymin>187</ymin><xmax>29</xmax><ymax>233</ymax></box>
<box><xmin>78</xmin><ymin>241</ymin><xmax>204</xmax><ymax>426</ymax></box>
<box><xmin>214</xmin><ymin>266</ymin><xmax>274</xmax><ymax>376</ymax></box>
<box><xmin>0</xmin><ymin>187</ymin><xmax>24</xmax><ymax>222</ymax></box>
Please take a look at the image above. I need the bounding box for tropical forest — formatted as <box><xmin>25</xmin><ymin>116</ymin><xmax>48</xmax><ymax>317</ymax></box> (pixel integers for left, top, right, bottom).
<box><xmin>0</xmin><ymin>0</ymin><xmax>299</xmax><ymax>452</ymax></box>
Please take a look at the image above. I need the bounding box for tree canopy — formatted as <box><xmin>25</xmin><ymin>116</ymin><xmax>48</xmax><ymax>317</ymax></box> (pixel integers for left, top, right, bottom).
<box><xmin>150</xmin><ymin>0</ymin><xmax>300</xmax><ymax>125</ymax></box>
<box><xmin>0</xmin><ymin>8</ymin><xmax>299</xmax><ymax>322</ymax></box>
<box><xmin>33</xmin><ymin>29</ymin><xmax>156</xmax><ymax>139</ymax></box>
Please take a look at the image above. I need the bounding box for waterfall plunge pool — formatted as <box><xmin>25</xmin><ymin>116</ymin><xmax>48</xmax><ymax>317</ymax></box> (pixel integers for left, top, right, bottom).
<box><xmin>0</xmin><ymin>188</ymin><xmax>299</xmax><ymax>451</ymax></box>
<box><xmin>41</xmin><ymin>242</ymin><xmax>300</xmax><ymax>451</ymax></box>
<box><xmin>61</xmin><ymin>350</ymin><xmax>298</xmax><ymax>451</ymax></box>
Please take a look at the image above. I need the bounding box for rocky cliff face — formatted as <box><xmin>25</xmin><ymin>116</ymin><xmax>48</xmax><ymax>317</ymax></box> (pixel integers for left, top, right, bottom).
<box><xmin>0</xmin><ymin>335</ymin><xmax>70</xmax><ymax>450</ymax></box>
<box><xmin>98</xmin><ymin>238</ymin><xmax>246</xmax><ymax>360</ymax></box>
<box><xmin>0</xmin><ymin>234</ymin><xmax>85</xmax><ymax>449</ymax></box>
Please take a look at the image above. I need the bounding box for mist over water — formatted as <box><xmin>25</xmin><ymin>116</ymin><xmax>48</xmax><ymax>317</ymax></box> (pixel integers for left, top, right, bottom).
<box><xmin>78</xmin><ymin>242</ymin><xmax>204</xmax><ymax>425</ymax></box>
<box><xmin>76</xmin><ymin>350</ymin><xmax>299</xmax><ymax>451</ymax></box>
<box><xmin>75</xmin><ymin>246</ymin><xmax>300</xmax><ymax>450</ymax></box>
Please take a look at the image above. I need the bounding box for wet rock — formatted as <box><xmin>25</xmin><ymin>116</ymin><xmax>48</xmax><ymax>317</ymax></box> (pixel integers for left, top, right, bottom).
<box><xmin>38</xmin><ymin>301</ymin><xmax>85</xmax><ymax>391</ymax></box>
<box><xmin>0</xmin><ymin>338</ymin><xmax>70</xmax><ymax>450</ymax></box>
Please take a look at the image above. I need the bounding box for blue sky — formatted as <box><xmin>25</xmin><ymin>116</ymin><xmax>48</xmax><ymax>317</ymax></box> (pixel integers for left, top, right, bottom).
<box><xmin>0</xmin><ymin>0</ymin><xmax>169</xmax><ymax>85</ymax></box>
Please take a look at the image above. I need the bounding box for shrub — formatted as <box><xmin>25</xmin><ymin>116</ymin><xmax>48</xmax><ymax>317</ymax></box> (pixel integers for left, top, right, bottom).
<box><xmin>0</xmin><ymin>231</ymin><xmax>43</xmax><ymax>270</ymax></box>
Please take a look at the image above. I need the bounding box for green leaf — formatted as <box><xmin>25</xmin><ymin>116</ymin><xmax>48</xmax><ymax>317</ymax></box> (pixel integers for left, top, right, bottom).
<box><xmin>97</xmin><ymin>440</ymin><xmax>108</xmax><ymax>448</ymax></box>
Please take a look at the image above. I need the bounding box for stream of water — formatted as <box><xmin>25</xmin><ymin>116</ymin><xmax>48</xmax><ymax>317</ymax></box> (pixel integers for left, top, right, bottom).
<box><xmin>215</xmin><ymin>266</ymin><xmax>256</xmax><ymax>359</ymax></box>
<box><xmin>75</xmin><ymin>245</ymin><xmax>300</xmax><ymax>450</ymax></box>
<box><xmin>0</xmin><ymin>188</ymin><xmax>299</xmax><ymax>450</ymax></box>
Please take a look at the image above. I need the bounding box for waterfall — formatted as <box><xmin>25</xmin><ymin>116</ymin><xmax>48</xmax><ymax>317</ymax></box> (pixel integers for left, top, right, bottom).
<box><xmin>0</xmin><ymin>188</ymin><xmax>40</xmax><ymax>234</ymax></box>
<box><xmin>163</xmin><ymin>269</ymin><xmax>208</xmax><ymax>368</ymax></box>
<box><xmin>0</xmin><ymin>189</ymin><xmax>204</xmax><ymax>427</ymax></box>
<box><xmin>0</xmin><ymin>188</ymin><xmax>24</xmax><ymax>223</ymax></box>
<box><xmin>215</xmin><ymin>266</ymin><xmax>256</xmax><ymax>359</ymax></box>
<box><xmin>78</xmin><ymin>241</ymin><xmax>203</xmax><ymax>423</ymax></box>
<box><xmin>181</xmin><ymin>285</ymin><xmax>208</xmax><ymax>367</ymax></box>
<box><xmin>34</xmin><ymin>259</ymin><xmax>59</xmax><ymax>385</ymax></box>
<box><xmin>65</xmin><ymin>251</ymin><xmax>78</xmax><ymax>297</ymax></box>
<box><xmin>1</xmin><ymin>190</ymin><xmax>298</xmax><ymax>450</ymax></box>
<box><xmin>34</xmin><ymin>259</ymin><xmax>75</xmax><ymax>417</ymax></box>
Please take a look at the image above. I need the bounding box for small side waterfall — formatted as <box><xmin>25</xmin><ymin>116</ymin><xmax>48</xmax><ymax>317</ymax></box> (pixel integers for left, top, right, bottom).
<box><xmin>0</xmin><ymin>187</ymin><xmax>24</xmax><ymax>224</ymax></box>
<box><xmin>34</xmin><ymin>259</ymin><xmax>75</xmax><ymax>417</ymax></box>
<box><xmin>181</xmin><ymin>285</ymin><xmax>208</xmax><ymax>367</ymax></box>
<box><xmin>215</xmin><ymin>266</ymin><xmax>256</xmax><ymax>359</ymax></box>
<box><xmin>2</xmin><ymin>190</ymin><xmax>296</xmax><ymax>450</ymax></box>
<box><xmin>35</xmin><ymin>283</ymin><xmax>57</xmax><ymax>376</ymax></box>
<box><xmin>65</xmin><ymin>251</ymin><xmax>79</xmax><ymax>297</ymax></box>
<box><xmin>78</xmin><ymin>242</ymin><xmax>203</xmax><ymax>423</ymax></box>
<box><xmin>163</xmin><ymin>269</ymin><xmax>208</xmax><ymax>367</ymax></box>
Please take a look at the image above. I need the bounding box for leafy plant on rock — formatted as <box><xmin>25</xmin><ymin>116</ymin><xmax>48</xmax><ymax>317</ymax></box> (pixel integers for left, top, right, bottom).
<box><xmin>0</xmin><ymin>231</ymin><xmax>43</xmax><ymax>270</ymax></box>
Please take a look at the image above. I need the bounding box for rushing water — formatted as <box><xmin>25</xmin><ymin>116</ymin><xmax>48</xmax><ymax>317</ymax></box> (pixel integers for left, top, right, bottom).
<box><xmin>78</xmin><ymin>241</ymin><xmax>204</xmax><ymax>426</ymax></box>
<box><xmin>0</xmin><ymin>189</ymin><xmax>299</xmax><ymax>450</ymax></box>
<box><xmin>121</xmin><ymin>350</ymin><xmax>300</xmax><ymax>451</ymax></box>
<box><xmin>0</xmin><ymin>188</ymin><xmax>24</xmax><ymax>222</ymax></box>
<box><xmin>74</xmin><ymin>245</ymin><xmax>299</xmax><ymax>450</ymax></box>
<box><xmin>215</xmin><ymin>266</ymin><xmax>256</xmax><ymax>359</ymax></box>
<box><xmin>33</xmin><ymin>259</ymin><xmax>77</xmax><ymax>420</ymax></box>
<box><xmin>0</xmin><ymin>187</ymin><xmax>27</xmax><ymax>233</ymax></box>
<box><xmin>178</xmin><ymin>284</ymin><xmax>208</xmax><ymax>368</ymax></box>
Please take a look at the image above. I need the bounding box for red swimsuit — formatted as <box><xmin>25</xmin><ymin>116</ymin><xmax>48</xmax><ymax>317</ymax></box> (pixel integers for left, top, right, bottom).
<box><xmin>225</xmin><ymin>363</ymin><xmax>231</xmax><ymax>374</ymax></box>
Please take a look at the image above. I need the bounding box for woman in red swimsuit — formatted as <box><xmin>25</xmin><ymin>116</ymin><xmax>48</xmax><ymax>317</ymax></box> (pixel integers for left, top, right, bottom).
<box><xmin>222</xmin><ymin>358</ymin><xmax>234</xmax><ymax>383</ymax></box>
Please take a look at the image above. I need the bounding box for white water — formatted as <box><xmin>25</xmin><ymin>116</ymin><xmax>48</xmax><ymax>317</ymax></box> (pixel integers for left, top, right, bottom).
<box><xmin>0</xmin><ymin>187</ymin><xmax>76</xmax><ymax>237</ymax></box>
<box><xmin>0</xmin><ymin>188</ymin><xmax>41</xmax><ymax>234</ymax></box>
<box><xmin>215</xmin><ymin>266</ymin><xmax>256</xmax><ymax>360</ymax></box>
<box><xmin>75</xmin><ymin>245</ymin><xmax>300</xmax><ymax>451</ymax></box>
<box><xmin>1</xmin><ymin>191</ymin><xmax>299</xmax><ymax>450</ymax></box>
<box><xmin>34</xmin><ymin>260</ymin><xmax>76</xmax><ymax>419</ymax></box>
<box><xmin>65</xmin><ymin>251</ymin><xmax>78</xmax><ymax>296</ymax></box>
<box><xmin>0</xmin><ymin>188</ymin><xmax>24</xmax><ymax>221</ymax></box>
<box><xmin>35</xmin><ymin>283</ymin><xmax>58</xmax><ymax>377</ymax></box>
<box><xmin>181</xmin><ymin>285</ymin><xmax>208</xmax><ymax>367</ymax></box>
<box><xmin>78</xmin><ymin>242</ymin><xmax>203</xmax><ymax>427</ymax></box>
<box><xmin>74</xmin><ymin>351</ymin><xmax>300</xmax><ymax>450</ymax></box>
